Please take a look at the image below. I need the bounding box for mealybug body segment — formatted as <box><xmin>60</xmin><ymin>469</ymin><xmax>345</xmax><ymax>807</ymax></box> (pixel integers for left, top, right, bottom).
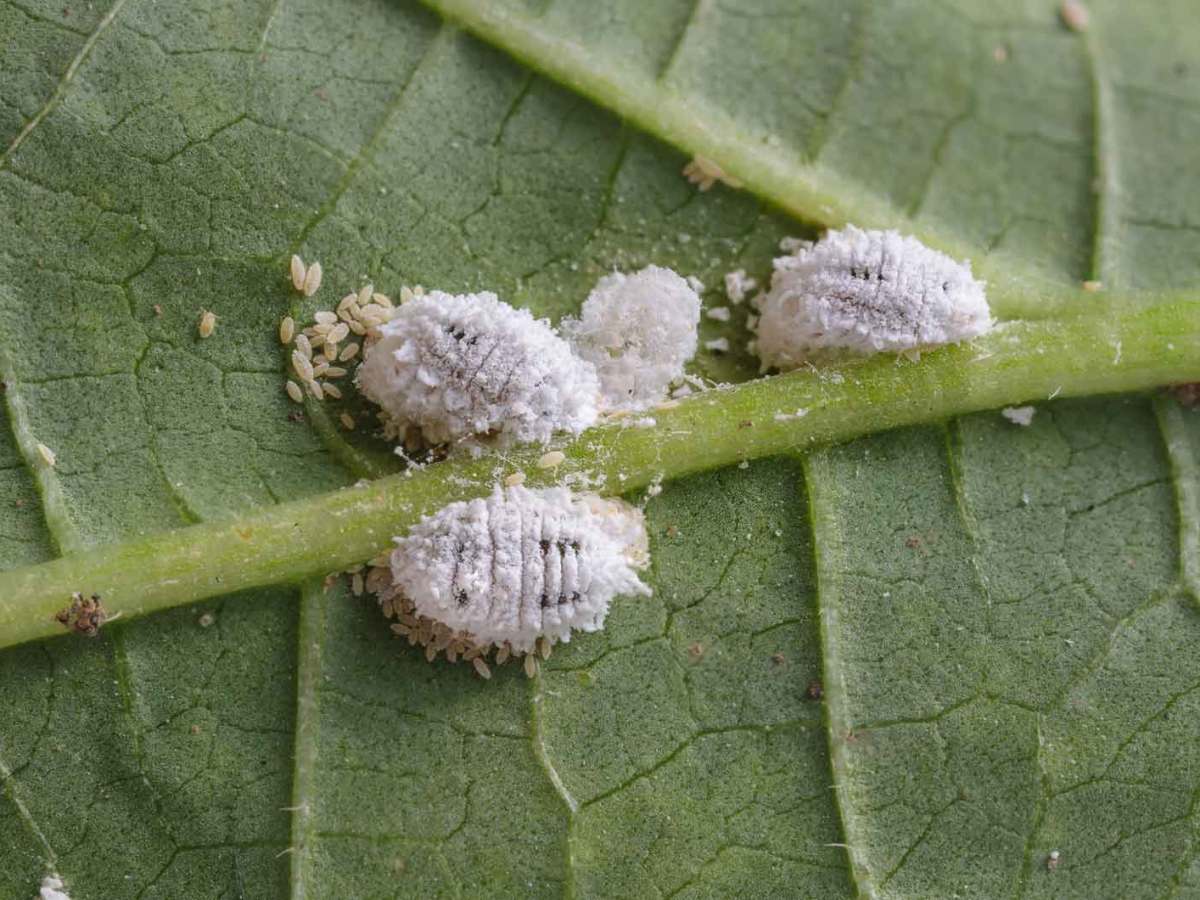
<box><xmin>357</xmin><ymin>292</ymin><xmax>600</xmax><ymax>448</ymax></box>
<box><xmin>753</xmin><ymin>226</ymin><xmax>991</xmax><ymax>370</ymax></box>
<box><xmin>390</xmin><ymin>486</ymin><xmax>650</xmax><ymax>654</ymax></box>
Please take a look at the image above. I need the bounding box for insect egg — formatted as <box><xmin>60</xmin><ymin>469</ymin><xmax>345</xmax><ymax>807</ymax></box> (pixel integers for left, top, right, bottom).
<box><xmin>389</xmin><ymin>485</ymin><xmax>651</xmax><ymax>655</ymax></box>
<box><xmin>198</xmin><ymin>310</ymin><xmax>217</xmax><ymax>338</ymax></box>
<box><xmin>289</xmin><ymin>255</ymin><xmax>306</xmax><ymax>291</ymax></box>
<box><xmin>752</xmin><ymin>225</ymin><xmax>992</xmax><ymax>370</ymax></box>
<box><xmin>302</xmin><ymin>261</ymin><xmax>323</xmax><ymax>297</ymax></box>
<box><xmin>356</xmin><ymin>291</ymin><xmax>601</xmax><ymax>448</ymax></box>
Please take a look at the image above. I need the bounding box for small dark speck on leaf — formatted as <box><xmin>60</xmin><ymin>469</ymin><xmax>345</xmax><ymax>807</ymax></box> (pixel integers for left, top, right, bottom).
<box><xmin>287</xmin><ymin>410</ymin><xmax>305</xmax><ymax>423</ymax></box>
<box><xmin>665</xmin><ymin>525</ymin><xmax>679</xmax><ymax>539</ymax></box>
<box><xmin>1171</xmin><ymin>383</ymin><xmax>1200</xmax><ymax>407</ymax></box>
<box><xmin>772</xmin><ymin>651</ymin><xmax>787</xmax><ymax>666</ymax></box>
<box><xmin>1046</xmin><ymin>850</ymin><xmax>1061</xmax><ymax>871</ymax></box>
<box><xmin>153</xmin><ymin>304</ymin><xmax>163</xmax><ymax>317</ymax></box>
<box><xmin>315</xmin><ymin>87</ymin><xmax>330</xmax><ymax>101</ymax></box>
<box><xmin>807</xmin><ymin>679</ymin><xmax>824</xmax><ymax>700</ymax></box>
<box><xmin>190</xmin><ymin>724</ymin><xmax>201</xmax><ymax>735</ymax></box>
<box><xmin>15</xmin><ymin>498</ymin><xmax>24</xmax><ymax>508</ymax></box>
<box><xmin>687</xmin><ymin>642</ymin><xmax>704</xmax><ymax>661</ymax></box>
<box><xmin>905</xmin><ymin>536</ymin><xmax>922</xmax><ymax>549</ymax></box>
<box><xmin>737</xmin><ymin>419</ymin><xmax>753</xmax><ymax>429</ymax></box>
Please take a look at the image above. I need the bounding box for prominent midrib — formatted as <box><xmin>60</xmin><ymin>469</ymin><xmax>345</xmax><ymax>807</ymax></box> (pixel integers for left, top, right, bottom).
<box><xmin>1082</xmin><ymin>25</ymin><xmax>1120</xmax><ymax>287</ymax></box>
<box><xmin>288</xmin><ymin>581</ymin><xmax>326</xmax><ymax>900</ymax></box>
<box><xmin>1156</xmin><ymin>396</ymin><xmax>1200</xmax><ymax>605</ymax></box>
<box><xmin>802</xmin><ymin>451</ymin><xmax>874</xmax><ymax>899</ymax></box>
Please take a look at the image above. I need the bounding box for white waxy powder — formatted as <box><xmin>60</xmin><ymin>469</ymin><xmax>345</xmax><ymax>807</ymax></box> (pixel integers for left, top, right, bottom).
<box><xmin>38</xmin><ymin>875</ymin><xmax>70</xmax><ymax>900</ymax></box>
<box><xmin>753</xmin><ymin>226</ymin><xmax>991</xmax><ymax>370</ymax></box>
<box><xmin>562</xmin><ymin>265</ymin><xmax>701</xmax><ymax>411</ymax></box>
<box><xmin>390</xmin><ymin>485</ymin><xmax>650</xmax><ymax>654</ymax></box>
<box><xmin>1001</xmin><ymin>405</ymin><xmax>1036</xmax><ymax>426</ymax></box>
<box><xmin>356</xmin><ymin>291</ymin><xmax>600</xmax><ymax>448</ymax></box>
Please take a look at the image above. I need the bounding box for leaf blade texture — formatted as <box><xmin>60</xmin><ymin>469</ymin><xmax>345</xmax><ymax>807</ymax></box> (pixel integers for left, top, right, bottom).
<box><xmin>1</xmin><ymin>0</ymin><xmax>1198</xmax><ymax>897</ymax></box>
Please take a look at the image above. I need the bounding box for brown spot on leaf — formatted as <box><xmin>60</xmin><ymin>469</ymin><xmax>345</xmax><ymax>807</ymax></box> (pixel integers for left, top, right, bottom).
<box><xmin>1171</xmin><ymin>383</ymin><xmax>1200</xmax><ymax>407</ymax></box>
<box><xmin>54</xmin><ymin>592</ymin><xmax>108</xmax><ymax>637</ymax></box>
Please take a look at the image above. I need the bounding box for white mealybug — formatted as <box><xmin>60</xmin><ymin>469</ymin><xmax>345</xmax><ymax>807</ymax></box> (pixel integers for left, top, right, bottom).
<box><xmin>562</xmin><ymin>265</ymin><xmax>701</xmax><ymax>411</ymax></box>
<box><xmin>356</xmin><ymin>291</ymin><xmax>600</xmax><ymax>448</ymax></box>
<box><xmin>752</xmin><ymin>226</ymin><xmax>991</xmax><ymax>370</ymax></box>
<box><xmin>390</xmin><ymin>485</ymin><xmax>650</xmax><ymax>655</ymax></box>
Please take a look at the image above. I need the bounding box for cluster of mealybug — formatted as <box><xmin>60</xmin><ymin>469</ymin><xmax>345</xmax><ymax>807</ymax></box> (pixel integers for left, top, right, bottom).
<box><xmin>562</xmin><ymin>265</ymin><xmax>701</xmax><ymax>410</ymax></box>
<box><xmin>389</xmin><ymin>486</ymin><xmax>650</xmax><ymax>658</ymax></box>
<box><xmin>752</xmin><ymin>225</ymin><xmax>992</xmax><ymax>370</ymax></box>
<box><xmin>286</xmin><ymin>263</ymin><xmax>702</xmax><ymax>675</ymax></box>
<box><xmin>356</xmin><ymin>292</ymin><xmax>601</xmax><ymax>448</ymax></box>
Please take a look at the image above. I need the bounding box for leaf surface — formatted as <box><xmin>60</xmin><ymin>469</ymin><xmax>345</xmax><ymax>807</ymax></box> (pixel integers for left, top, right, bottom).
<box><xmin>0</xmin><ymin>1</ymin><xmax>1198</xmax><ymax>898</ymax></box>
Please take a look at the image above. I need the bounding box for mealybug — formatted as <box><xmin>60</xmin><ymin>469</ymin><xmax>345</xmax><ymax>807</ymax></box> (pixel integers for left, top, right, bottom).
<box><xmin>753</xmin><ymin>226</ymin><xmax>991</xmax><ymax>370</ymax></box>
<box><xmin>389</xmin><ymin>485</ymin><xmax>651</xmax><ymax>654</ymax></box>
<box><xmin>562</xmin><ymin>266</ymin><xmax>701</xmax><ymax>411</ymax></box>
<box><xmin>356</xmin><ymin>292</ymin><xmax>600</xmax><ymax>448</ymax></box>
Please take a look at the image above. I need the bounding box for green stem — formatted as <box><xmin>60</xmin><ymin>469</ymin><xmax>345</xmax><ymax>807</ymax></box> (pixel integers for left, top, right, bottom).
<box><xmin>1</xmin><ymin>293</ymin><xmax>1198</xmax><ymax>650</ymax></box>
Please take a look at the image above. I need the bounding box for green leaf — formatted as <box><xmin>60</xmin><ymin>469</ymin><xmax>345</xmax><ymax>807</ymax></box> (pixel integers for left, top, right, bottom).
<box><xmin>1</xmin><ymin>2</ymin><xmax>1198</xmax><ymax>899</ymax></box>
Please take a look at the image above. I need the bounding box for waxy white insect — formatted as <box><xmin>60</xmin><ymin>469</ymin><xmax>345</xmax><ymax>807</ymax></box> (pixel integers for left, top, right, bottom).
<box><xmin>356</xmin><ymin>291</ymin><xmax>600</xmax><ymax>448</ymax></box>
<box><xmin>390</xmin><ymin>485</ymin><xmax>651</xmax><ymax>654</ymax></box>
<box><xmin>562</xmin><ymin>266</ymin><xmax>701</xmax><ymax>411</ymax></box>
<box><xmin>753</xmin><ymin>226</ymin><xmax>991</xmax><ymax>370</ymax></box>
